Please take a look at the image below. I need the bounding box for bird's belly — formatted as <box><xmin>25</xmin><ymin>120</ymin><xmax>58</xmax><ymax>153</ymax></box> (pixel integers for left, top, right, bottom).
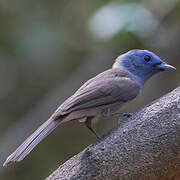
<box><xmin>100</xmin><ymin>102</ymin><xmax>123</xmax><ymax>117</ymax></box>
<box><xmin>61</xmin><ymin>101</ymin><xmax>123</xmax><ymax>123</ymax></box>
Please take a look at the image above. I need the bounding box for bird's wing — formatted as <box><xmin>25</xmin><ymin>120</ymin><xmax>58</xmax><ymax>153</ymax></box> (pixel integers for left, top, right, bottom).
<box><xmin>56</xmin><ymin>75</ymin><xmax>141</xmax><ymax>116</ymax></box>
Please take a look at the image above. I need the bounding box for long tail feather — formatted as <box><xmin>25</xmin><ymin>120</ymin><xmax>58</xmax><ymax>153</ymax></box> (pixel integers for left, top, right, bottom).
<box><xmin>3</xmin><ymin>117</ymin><xmax>62</xmax><ymax>166</ymax></box>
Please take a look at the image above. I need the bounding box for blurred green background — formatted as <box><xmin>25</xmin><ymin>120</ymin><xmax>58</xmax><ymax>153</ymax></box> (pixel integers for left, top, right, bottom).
<box><xmin>0</xmin><ymin>0</ymin><xmax>179</xmax><ymax>179</ymax></box>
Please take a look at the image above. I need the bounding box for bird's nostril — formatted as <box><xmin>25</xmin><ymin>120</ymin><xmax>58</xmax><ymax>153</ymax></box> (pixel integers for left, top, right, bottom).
<box><xmin>153</xmin><ymin>62</ymin><xmax>162</xmax><ymax>67</ymax></box>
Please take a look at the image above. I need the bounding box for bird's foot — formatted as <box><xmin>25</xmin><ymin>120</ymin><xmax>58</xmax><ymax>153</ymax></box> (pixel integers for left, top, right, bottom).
<box><xmin>112</xmin><ymin>113</ymin><xmax>133</xmax><ymax>118</ymax></box>
<box><xmin>112</xmin><ymin>113</ymin><xmax>133</xmax><ymax>125</ymax></box>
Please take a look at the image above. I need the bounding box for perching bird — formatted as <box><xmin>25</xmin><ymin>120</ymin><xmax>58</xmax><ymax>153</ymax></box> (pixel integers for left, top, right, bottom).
<box><xmin>3</xmin><ymin>49</ymin><xmax>175</xmax><ymax>166</ymax></box>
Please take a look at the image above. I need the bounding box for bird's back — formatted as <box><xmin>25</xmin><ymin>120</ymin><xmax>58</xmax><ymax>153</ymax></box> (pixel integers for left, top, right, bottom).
<box><xmin>55</xmin><ymin>68</ymin><xmax>141</xmax><ymax>121</ymax></box>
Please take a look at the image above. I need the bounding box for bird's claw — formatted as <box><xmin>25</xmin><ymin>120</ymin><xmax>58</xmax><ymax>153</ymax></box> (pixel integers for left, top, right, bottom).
<box><xmin>112</xmin><ymin>112</ymin><xmax>133</xmax><ymax>118</ymax></box>
<box><xmin>112</xmin><ymin>112</ymin><xmax>133</xmax><ymax>125</ymax></box>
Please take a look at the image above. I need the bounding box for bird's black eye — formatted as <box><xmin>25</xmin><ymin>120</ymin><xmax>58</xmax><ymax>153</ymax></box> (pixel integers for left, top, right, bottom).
<box><xmin>144</xmin><ymin>55</ymin><xmax>151</xmax><ymax>62</ymax></box>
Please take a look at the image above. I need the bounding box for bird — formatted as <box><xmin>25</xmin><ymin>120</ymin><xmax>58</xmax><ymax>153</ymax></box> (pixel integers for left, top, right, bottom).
<box><xmin>3</xmin><ymin>49</ymin><xmax>176</xmax><ymax>166</ymax></box>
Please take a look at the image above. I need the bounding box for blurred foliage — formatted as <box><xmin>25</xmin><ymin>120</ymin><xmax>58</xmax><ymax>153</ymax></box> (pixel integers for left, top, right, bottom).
<box><xmin>0</xmin><ymin>0</ymin><xmax>179</xmax><ymax>179</ymax></box>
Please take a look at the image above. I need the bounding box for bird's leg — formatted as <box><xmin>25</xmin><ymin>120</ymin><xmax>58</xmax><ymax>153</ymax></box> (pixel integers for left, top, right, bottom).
<box><xmin>112</xmin><ymin>113</ymin><xmax>133</xmax><ymax>125</ymax></box>
<box><xmin>85</xmin><ymin>118</ymin><xmax>100</xmax><ymax>139</ymax></box>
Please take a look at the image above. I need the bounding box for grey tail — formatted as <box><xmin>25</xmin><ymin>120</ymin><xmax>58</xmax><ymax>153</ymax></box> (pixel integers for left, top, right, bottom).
<box><xmin>3</xmin><ymin>116</ymin><xmax>63</xmax><ymax>166</ymax></box>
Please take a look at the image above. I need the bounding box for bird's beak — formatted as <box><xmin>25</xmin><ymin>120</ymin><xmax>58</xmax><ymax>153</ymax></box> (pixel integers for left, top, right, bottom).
<box><xmin>155</xmin><ymin>62</ymin><xmax>176</xmax><ymax>71</ymax></box>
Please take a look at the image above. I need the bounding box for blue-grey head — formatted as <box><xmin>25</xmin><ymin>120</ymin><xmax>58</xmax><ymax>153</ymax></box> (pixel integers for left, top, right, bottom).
<box><xmin>113</xmin><ymin>49</ymin><xmax>176</xmax><ymax>85</ymax></box>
